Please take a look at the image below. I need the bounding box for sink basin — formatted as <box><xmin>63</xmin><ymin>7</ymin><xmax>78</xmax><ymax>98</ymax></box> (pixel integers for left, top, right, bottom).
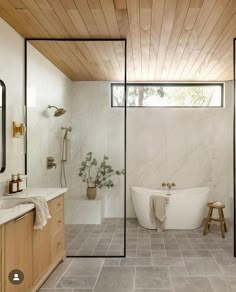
<box><xmin>0</xmin><ymin>198</ymin><xmax>24</xmax><ymax>209</ymax></box>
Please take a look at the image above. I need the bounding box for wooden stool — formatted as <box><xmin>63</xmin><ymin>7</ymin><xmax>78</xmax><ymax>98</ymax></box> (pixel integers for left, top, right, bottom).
<box><xmin>203</xmin><ymin>202</ymin><xmax>227</xmax><ymax>238</ymax></box>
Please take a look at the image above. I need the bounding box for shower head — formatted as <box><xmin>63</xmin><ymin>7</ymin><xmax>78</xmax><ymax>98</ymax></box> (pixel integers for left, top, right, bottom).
<box><xmin>55</xmin><ymin>108</ymin><xmax>66</xmax><ymax>117</ymax></box>
<box><xmin>48</xmin><ymin>105</ymin><xmax>66</xmax><ymax>117</ymax></box>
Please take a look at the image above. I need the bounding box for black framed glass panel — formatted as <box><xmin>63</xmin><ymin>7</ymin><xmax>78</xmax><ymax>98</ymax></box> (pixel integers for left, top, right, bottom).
<box><xmin>25</xmin><ymin>39</ymin><xmax>126</xmax><ymax>258</ymax></box>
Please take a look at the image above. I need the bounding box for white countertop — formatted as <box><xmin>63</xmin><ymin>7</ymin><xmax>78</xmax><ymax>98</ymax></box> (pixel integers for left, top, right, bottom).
<box><xmin>0</xmin><ymin>188</ymin><xmax>67</xmax><ymax>225</ymax></box>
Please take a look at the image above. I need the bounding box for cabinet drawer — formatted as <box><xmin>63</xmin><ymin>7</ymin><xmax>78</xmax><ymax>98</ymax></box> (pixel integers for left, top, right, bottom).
<box><xmin>52</xmin><ymin>210</ymin><xmax>64</xmax><ymax>235</ymax></box>
<box><xmin>52</xmin><ymin>229</ymin><xmax>64</xmax><ymax>261</ymax></box>
<box><xmin>33</xmin><ymin>220</ymin><xmax>51</xmax><ymax>285</ymax></box>
<box><xmin>49</xmin><ymin>195</ymin><xmax>64</xmax><ymax>215</ymax></box>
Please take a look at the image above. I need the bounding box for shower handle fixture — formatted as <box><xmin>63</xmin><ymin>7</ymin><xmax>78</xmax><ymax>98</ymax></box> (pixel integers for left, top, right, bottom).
<box><xmin>47</xmin><ymin>157</ymin><xmax>57</xmax><ymax>169</ymax></box>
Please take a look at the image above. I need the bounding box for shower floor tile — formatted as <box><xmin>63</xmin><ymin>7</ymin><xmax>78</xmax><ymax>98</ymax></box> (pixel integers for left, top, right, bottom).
<box><xmin>39</xmin><ymin>218</ymin><xmax>234</xmax><ymax>292</ymax></box>
<box><xmin>66</xmin><ymin>218</ymin><xmax>125</xmax><ymax>257</ymax></box>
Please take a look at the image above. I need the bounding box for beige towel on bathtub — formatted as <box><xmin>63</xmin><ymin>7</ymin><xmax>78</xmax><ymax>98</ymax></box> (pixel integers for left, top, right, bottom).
<box><xmin>150</xmin><ymin>194</ymin><xmax>168</xmax><ymax>231</ymax></box>
<box><xmin>8</xmin><ymin>196</ymin><xmax>51</xmax><ymax>230</ymax></box>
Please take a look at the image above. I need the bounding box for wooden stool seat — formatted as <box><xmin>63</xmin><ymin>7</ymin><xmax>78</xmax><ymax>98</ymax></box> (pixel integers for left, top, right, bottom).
<box><xmin>203</xmin><ymin>202</ymin><xmax>227</xmax><ymax>238</ymax></box>
<box><xmin>207</xmin><ymin>202</ymin><xmax>225</xmax><ymax>209</ymax></box>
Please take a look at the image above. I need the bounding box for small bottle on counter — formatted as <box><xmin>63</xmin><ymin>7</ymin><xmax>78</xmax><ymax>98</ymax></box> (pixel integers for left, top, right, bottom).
<box><xmin>9</xmin><ymin>175</ymin><xmax>18</xmax><ymax>194</ymax></box>
<box><xmin>20</xmin><ymin>174</ymin><xmax>27</xmax><ymax>190</ymax></box>
<box><xmin>16</xmin><ymin>174</ymin><xmax>23</xmax><ymax>192</ymax></box>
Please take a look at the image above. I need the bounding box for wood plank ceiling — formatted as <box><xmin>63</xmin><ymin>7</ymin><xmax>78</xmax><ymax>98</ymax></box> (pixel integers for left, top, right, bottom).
<box><xmin>0</xmin><ymin>0</ymin><xmax>235</xmax><ymax>81</ymax></box>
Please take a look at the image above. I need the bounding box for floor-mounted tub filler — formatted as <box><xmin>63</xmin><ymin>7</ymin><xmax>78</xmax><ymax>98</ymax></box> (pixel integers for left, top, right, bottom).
<box><xmin>131</xmin><ymin>186</ymin><xmax>209</xmax><ymax>230</ymax></box>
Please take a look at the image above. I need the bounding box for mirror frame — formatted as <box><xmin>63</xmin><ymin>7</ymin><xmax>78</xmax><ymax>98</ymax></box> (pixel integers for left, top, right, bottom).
<box><xmin>0</xmin><ymin>80</ymin><xmax>6</xmax><ymax>173</ymax></box>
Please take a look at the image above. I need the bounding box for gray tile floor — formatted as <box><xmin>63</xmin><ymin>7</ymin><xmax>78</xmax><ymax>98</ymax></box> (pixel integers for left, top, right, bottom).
<box><xmin>66</xmin><ymin>219</ymin><xmax>125</xmax><ymax>256</ymax></box>
<box><xmin>39</xmin><ymin>218</ymin><xmax>236</xmax><ymax>292</ymax></box>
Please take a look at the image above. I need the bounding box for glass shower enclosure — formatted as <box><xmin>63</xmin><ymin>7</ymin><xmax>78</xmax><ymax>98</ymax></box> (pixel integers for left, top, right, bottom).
<box><xmin>26</xmin><ymin>39</ymin><xmax>126</xmax><ymax>257</ymax></box>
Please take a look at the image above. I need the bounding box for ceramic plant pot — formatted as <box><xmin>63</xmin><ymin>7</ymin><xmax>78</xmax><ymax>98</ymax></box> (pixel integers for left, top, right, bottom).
<box><xmin>87</xmin><ymin>187</ymin><xmax>97</xmax><ymax>200</ymax></box>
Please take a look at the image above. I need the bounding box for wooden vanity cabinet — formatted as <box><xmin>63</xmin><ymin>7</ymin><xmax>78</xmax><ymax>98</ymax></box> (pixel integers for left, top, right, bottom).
<box><xmin>32</xmin><ymin>218</ymin><xmax>51</xmax><ymax>286</ymax></box>
<box><xmin>49</xmin><ymin>196</ymin><xmax>65</xmax><ymax>264</ymax></box>
<box><xmin>0</xmin><ymin>226</ymin><xmax>2</xmax><ymax>292</ymax></box>
<box><xmin>1</xmin><ymin>194</ymin><xmax>65</xmax><ymax>292</ymax></box>
<box><xmin>4</xmin><ymin>212</ymin><xmax>33</xmax><ymax>292</ymax></box>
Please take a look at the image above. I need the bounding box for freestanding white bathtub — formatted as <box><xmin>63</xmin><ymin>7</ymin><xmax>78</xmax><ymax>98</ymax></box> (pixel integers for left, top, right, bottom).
<box><xmin>131</xmin><ymin>186</ymin><xmax>209</xmax><ymax>230</ymax></box>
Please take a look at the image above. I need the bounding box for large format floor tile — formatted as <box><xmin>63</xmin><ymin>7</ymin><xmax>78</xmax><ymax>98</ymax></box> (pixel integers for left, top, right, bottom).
<box><xmin>66</xmin><ymin>219</ymin><xmax>125</xmax><ymax>257</ymax></box>
<box><xmin>120</xmin><ymin>257</ymin><xmax>152</xmax><ymax>266</ymax></box>
<box><xmin>172</xmin><ymin>276</ymin><xmax>214</xmax><ymax>292</ymax></box>
<box><xmin>93</xmin><ymin>266</ymin><xmax>135</xmax><ymax>292</ymax></box>
<box><xmin>40</xmin><ymin>259</ymin><xmax>72</xmax><ymax>289</ymax></box>
<box><xmin>56</xmin><ymin>276</ymin><xmax>97</xmax><ymax>289</ymax></box>
<box><xmin>208</xmin><ymin>276</ymin><xmax>236</xmax><ymax>292</ymax></box>
<box><xmin>134</xmin><ymin>289</ymin><xmax>174</xmax><ymax>292</ymax></box>
<box><xmin>65</xmin><ymin>258</ymin><xmax>104</xmax><ymax>276</ymax></box>
<box><xmin>184</xmin><ymin>257</ymin><xmax>222</xmax><ymax>276</ymax></box>
<box><xmin>135</xmin><ymin>266</ymin><xmax>171</xmax><ymax>289</ymax></box>
<box><xmin>73</xmin><ymin>290</ymin><xmax>93</xmax><ymax>292</ymax></box>
<box><xmin>152</xmin><ymin>256</ymin><xmax>184</xmax><ymax>267</ymax></box>
<box><xmin>39</xmin><ymin>218</ymin><xmax>234</xmax><ymax>292</ymax></box>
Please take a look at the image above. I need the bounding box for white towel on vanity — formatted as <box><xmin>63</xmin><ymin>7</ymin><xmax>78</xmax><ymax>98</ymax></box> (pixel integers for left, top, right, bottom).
<box><xmin>8</xmin><ymin>196</ymin><xmax>51</xmax><ymax>229</ymax></box>
<box><xmin>26</xmin><ymin>196</ymin><xmax>51</xmax><ymax>229</ymax></box>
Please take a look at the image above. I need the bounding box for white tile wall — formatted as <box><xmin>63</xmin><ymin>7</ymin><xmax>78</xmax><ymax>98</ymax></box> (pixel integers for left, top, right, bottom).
<box><xmin>0</xmin><ymin>18</ymin><xmax>25</xmax><ymax>191</ymax></box>
<box><xmin>27</xmin><ymin>44</ymin><xmax>72</xmax><ymax>189</ymax></box>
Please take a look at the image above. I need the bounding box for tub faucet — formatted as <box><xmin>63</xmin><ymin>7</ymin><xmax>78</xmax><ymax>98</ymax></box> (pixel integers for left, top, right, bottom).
<box><xmin>167</xmin><ymin>183</ymin><xmax>176</xmax><ymax>189</ymax></box>
<box><xmin>162</xmin><ymin>182</ymin><xmax>176</xmax><ymax>190</ymax></box>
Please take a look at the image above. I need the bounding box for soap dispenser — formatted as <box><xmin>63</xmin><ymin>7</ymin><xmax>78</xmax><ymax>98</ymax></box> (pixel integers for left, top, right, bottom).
<box><xmin>9</xmin><ymin>175</ymin><xmax>17</xmax><ymax>194</ymax></box>
<box><xmin>16</xmin><ymin>174</ymin><xmax>23</xmax><ymax>192</ymax></box>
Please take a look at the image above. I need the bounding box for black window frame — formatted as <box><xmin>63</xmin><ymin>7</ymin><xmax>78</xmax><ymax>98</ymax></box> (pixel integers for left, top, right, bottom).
<box><xmin>111</xmin><ymin>82</ymin><xmax>224</xmax><ymax>108</ymax></box>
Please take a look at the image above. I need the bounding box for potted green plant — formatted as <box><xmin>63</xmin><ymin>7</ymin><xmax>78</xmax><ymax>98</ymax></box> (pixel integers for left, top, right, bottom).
<box><xmin>78</xmin><ymin>152</ymin><xmax>125</xmax><ymax>200</ymax></box>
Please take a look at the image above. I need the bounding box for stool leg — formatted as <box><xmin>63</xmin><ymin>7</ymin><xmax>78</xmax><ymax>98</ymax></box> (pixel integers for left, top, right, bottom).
<box><xmin>218</xmin><ymin>209</ymin><xmax>225</xmax><ymax>238</ymax></box>
<box><xmin>203</xmin><ymin>207</ymin><xmax>212</xmax><ymax>235</ymax></box>
<box><xmin>221</xmin><ymin>209</ymin><xmax>227</xmax><ymax>232</ymax></box>
<box><xmin>208</xmin><ymin>208</ymin><xmax>213</xmax><ymax>231</ymax></box>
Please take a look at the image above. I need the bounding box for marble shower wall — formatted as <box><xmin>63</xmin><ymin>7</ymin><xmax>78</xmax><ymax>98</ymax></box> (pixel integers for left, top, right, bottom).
<box><xmin>27</xmin><ymin>44</ymin><xmax>72</xmax><ymax>188</ymax></box>
<box><xmin>127</xmin><ymin>81</ymin><xmax>234</xmax><ymax>218</ymax></box>
<box><xmin>70</xmin><ymin>81</ymin><xmax>233</xmax><ymax>218</ymax></box>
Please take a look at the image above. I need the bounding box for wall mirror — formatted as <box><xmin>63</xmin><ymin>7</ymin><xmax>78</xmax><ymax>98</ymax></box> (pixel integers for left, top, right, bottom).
<box><xmin>26</xmin><ymin>39</ymin><xmax>126</xmax><ymax>257</ymax></box>
<box><xmin>0</xmin><ymin>80</ymin><xmax>6</xmax><ymax>173</ymax></box>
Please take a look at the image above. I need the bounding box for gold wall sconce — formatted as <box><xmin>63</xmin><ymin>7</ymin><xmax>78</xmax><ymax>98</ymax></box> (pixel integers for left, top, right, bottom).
<box><xmin>12</xmin><ymin>121</ymin><xmax>26</xmax><ymax>138</ymax></box>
